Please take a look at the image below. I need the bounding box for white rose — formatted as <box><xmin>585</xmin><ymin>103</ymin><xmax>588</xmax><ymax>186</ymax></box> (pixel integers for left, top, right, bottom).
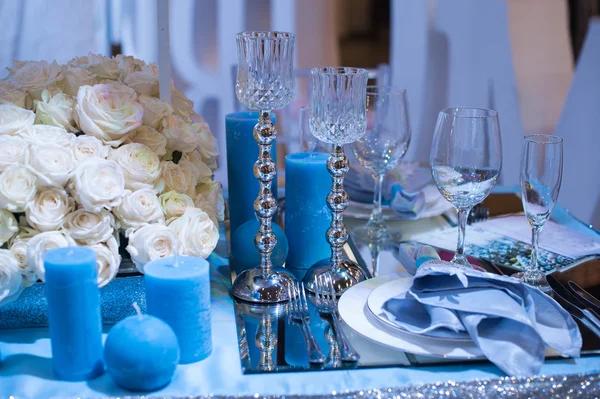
<box><xmin>0</xmin><ymin>135</ymin><xmax>29</xmax><ymax>171</ymax></box>
<box><xmin>91</xmin><ymin>236</ymin><xmax>120</xmax><ymax>287</ymax></box>
<box><xmin>73</xmin><ymin>135</ymin><xmax>110</xmax><ymax>161</ymax></box>
<box><xmin>138</xmin><ymin>95</ymin><xmax>173</xmax><ymax>130</ymax></box>
<box><xmin>27</xmin><ymin>231</ymin><xmax>76</xmax><ymax>281</ymax></box>
<box><xmin>195</xmin><ymin>181</ymin><xmax>225</xmax><ymax>223</ymax></box>
<box><xmin>71</xmin><ymin>159</ymin><xmax>126</xmax><ymax>212</ymax></box>
<box><xmin>9</xmin><ymin>227</ymin><xmax>38</xmax><ymax>286</ymax></box>
<box><xmin>193</xmin><ymin>195</ymin><xmax>218</xmax><ymax>228</ymax></box>
<box><xmin>109</xmin><ymin>143</ymin><xmax>161</xmax><ymax>190</ymax></box>
<box><xmin>0</xmin><ymin>81</ymin><xmax>27</xmax><ymax>108</ymax></box>
<box><xmin>113</xmin><ymin>54</ymin><xmax>139</xmax><ymax>74</ymax></box>
<box><xmin>62</xmin><ymin>208</ymin><xmax>115</xmax><ymax>245</ymax></box>
<box><xmin>179</xmin><ymin>158</ymin><xmax>201</xmax><ymax>197</ymax></box>
<box><xmin>159</xmin><ymin>191</ymin><xmax>194</xmax><ymax>221</ymax></box>
<box><xmin>75</xmin><ymin>83</ymin><xmax>143</xmax><ymax>146</ymax></box>
<box><xmin>34</xmin><ymin>88</ymin><xmax>78</xmax><ymax>132</ymax></box>
<box><xmin>25</xmin><ymin>187</ymin><xmax>74</xmax><ymax>232</ymax></box>
<box><xmin>126</xmin><ymin>224</ymin><xmax>179</xmax><ymax>273</ymax></box>
<box><xmin>18</xmin><ymin>124</ymin><xmax>75</xmax><ymax>147</ymax></box>
<box><xmin>0</xmin><ymin>209</ymin><xmax>18</xmax><ymax>245</ymax></box>
<box><xmin>161</xmin><ymin>115</ymin><xmax>200</xmax><ymax>153</ymax></box>
<box><xmin>70</xmin><ymin>53</ymin><xmax>121</xmax><ymax>80</ymax></box>
<box><xmin>157</xmin><ymin>161</ymin><xmax>188</xmax><ymax>193</ymax></box>
<box><xmin>123</xmin><ymin>65</ymin><xmax>160</xmax><ymax>97</ymax></box>
<box><xmin>196</xmin><ymin>121</ymin><xmax>219</xmax><ymax>160</ymax></box>
<box><xmin>0</xmin><ymin>165</ymin><xmax>37</xmax><ymax>212</ymax></box>
<box><xmin>131</xmin><ymin>126</ymin><xmax>167</xmax><ymax>157</ymax></box>
<box><xmin>7</xmin><ymin>60</ymin><xmax>63</xmax><ymax>100</ymax></box>
<box><xmin>0</xmin><ymin>103</ymin><xmax>35</xmax><ymax>135</ymax></box>
<box><xmin>182</xmin><ymin>152</ymin><xmax>213</xmax><ymax>184</ymax></box>
<box><xmin>114</xmin><ymin>188</ymin><xmax>164</xmax><ymax>236</ymax></box>
<box><xmin>0</xmin><ymin>249</ymin><xmax>23</xmax><ymax>306</ymax></box>
<box><xmin>171</xmin><ymin>88</ymin><xmax>195</xmax><ymax>118</ymax></box>
<box><xmin>60</xmin><ymin>65</ymin><xmax>98</xmax><ymax>97</ymax></box>
<box><xmin>28</xmin><ymin>144</ymin><xmax>75</xmax><ymax>187</ymax></box>
<box><xmin>168</xmin><ymin>207</ymin><xmax>218</xmax><ymax>258</ymax></box>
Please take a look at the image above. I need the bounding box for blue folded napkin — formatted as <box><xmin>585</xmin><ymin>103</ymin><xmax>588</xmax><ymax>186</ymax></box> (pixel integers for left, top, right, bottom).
<box><xmin>382</xmin><ymin>261</ymin><xmax>582</xmax><ymax>376</ymax></box>
<box><xmin>345</xmin><ymin>167</ymin><xmax>425</xmax><ymax>219</ymax></box>
<box><xmin>392</xmin><ymin>243</ymin><xmax>440</xmax><ymax>275</ymax></box>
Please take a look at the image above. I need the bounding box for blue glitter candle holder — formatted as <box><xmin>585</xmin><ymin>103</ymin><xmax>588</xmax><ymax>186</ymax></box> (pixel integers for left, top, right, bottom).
<box><xmin>0</xmin><ymin>275</ymin><xmax>146</xmax><ymax>330</ymax></box>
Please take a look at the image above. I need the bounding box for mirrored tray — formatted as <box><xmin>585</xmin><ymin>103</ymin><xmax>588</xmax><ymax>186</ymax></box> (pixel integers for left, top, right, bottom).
<box><xmin>233</xmin><ymin>234</ymin><xmax>600</xmax><ymax>375</ymax></box>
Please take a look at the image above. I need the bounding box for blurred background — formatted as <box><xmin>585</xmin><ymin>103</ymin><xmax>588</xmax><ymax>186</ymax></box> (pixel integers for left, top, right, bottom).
<box><xmin>1</xmin><ymin>0</ymin><xmax>599</xmax><ymax>225</ymax></box>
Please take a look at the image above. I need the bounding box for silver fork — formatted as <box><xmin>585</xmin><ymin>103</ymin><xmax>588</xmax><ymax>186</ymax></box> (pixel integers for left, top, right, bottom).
<box><xmin>288</xmin><ymin>282</ymin><xmax>326</xmax><ymax>364</ymax></box>
<box><xmin>315</xmin><ymin>274</ymin><xmax>360</xmax><ymax>362</ymax></box>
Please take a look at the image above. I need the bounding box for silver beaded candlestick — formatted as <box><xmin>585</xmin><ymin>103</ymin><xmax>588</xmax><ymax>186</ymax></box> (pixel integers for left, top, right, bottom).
<box><xmin>303</xmin><ymin>67</ymin><xmax>369</xmax><ymax>294</ymax></box>
<box><xmin>231</xmin><ymin>31</ymin><xmax>296</xmax><ymax>303</ymax></box>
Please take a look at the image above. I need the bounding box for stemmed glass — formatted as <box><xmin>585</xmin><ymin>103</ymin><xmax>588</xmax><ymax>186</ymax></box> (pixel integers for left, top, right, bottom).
<box><xmin>351</xmin><ymin>86</ymin><xmax>411</xmax><ymax>243</ymax></box>
<box><xmin>512</xmin><ymin>135</ymin><xmax>563</xmax><ymax>292</ymax></box>
<box><xmin>430</xmin><ymin>107</ymin><xmax>502</xmax><ymax>267</ymax></box>
<box><xmin>231</xmin><ymin>31</ymin><xmax>297</xmax><ymax>303</ymax></box>
<box><xmin>302</xmin><ymin>67</ymin><xmax>369</xmax><ymax>294</ymax></box>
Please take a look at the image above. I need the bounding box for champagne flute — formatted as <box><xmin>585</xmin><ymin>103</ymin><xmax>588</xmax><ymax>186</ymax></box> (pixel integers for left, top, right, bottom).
<box><xmin>351</xmin><ymin>86</ymin><xmax>410</xmax><ymax>243</ymax></box>
<box><xmin>512</xmin><ymin>135</ymin><xmax>563</xmax><ymax>292</ymax></box>
<box><xmin>430</xmin><ymin>107</ymin><xmax>502</xmax><ymax>267</ymax></box>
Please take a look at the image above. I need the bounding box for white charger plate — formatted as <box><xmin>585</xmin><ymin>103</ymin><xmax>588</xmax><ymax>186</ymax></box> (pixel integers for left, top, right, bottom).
<box><xmin>367</xmin><ymin>278</ymin><xmax>471</xmax><ymax>342</ymax></box>
<box><xmin>338</xmin><ymin>275</ymin><xmax>483</xmax><ymax>359</ymax></box>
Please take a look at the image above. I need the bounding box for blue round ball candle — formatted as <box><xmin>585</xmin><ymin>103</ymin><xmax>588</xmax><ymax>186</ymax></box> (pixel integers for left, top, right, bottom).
<box><xmin>230</xmin><ymin>219</ymin><xmax>289</xmax><ymax>274</ymax></box>
<box><xmin>104</xmin><ymin>314</ymin><xmax>180</xmax><ymax>392</ymax></box>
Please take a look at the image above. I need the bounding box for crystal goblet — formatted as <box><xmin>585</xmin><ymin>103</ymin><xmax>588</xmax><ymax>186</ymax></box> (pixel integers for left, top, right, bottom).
<box><xmin>302</xmin><ymin>67</ymin><xmax>369</xmax><ymax>294</ymax></box>
<box><xmin>231</xmin><ymin>31</ymin><xmax>296</xmax><ymax>303</ymax></box>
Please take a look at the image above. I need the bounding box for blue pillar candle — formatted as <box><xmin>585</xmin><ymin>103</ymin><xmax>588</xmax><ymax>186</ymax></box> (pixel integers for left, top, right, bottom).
<box><xmin>104</xmin><ymin>312</ymin><xmax>180</xmax><ymax>392</ymax></box>
<box><xmin>144</xmin><ymin>256</ymin><xmax>211</xmax><ymax>364</ymax></box>
<box><xmin>44</xmin><ymin>247</ymin><xmax>104</xmax><ymax>381</ymax></box>
<box><xmin>226</xmin><ymin>112</ymin><xmax>278</xmax><ymax>236</ymax></box>
<box><xmin>285</xmin><ymin>152</ymin><xmax>332</xmax><ymax>271</ymax></box>
<box><xmin>230</xmin><ymin>219</ymin><xmax>289</xmax><ymax>275</ymax></box>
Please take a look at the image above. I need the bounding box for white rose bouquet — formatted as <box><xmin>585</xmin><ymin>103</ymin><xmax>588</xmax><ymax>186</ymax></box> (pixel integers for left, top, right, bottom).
<box><xmin>0</xmin><ymin>53</ymin><xmax>222</xmax><ymax>306</ymax></box>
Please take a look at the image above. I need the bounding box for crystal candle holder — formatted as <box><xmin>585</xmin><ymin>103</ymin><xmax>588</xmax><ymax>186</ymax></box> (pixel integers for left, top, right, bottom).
<box><xmin>231</xmin><ymin>31</ymin><xmax>296</xmax><ymax>303</ymax></box>
<box><xmin>303</xmin><ymin>67</ymin><xmax>369</xmax><ymax>294</ymax></box>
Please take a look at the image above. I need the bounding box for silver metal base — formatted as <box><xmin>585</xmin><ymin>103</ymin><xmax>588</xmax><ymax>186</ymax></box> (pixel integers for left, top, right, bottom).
<box><xmin>302</xmin><ymin>259</ymin><xmax>367</xmax><ymax>295</ymax></box>
<box><xmin>232</xmin><ymin>267</ymin><xmax>297</xmax><ymax>303</ymax></box>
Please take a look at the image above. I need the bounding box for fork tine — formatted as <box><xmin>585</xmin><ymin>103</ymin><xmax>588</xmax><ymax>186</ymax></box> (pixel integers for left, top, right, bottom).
<box><xmin>288</xmin><ymin>284</ymin><xmax>296</xmax><ymax>312</ymax></box>
<box><xmin>327</xmin><ymin>274</ymin><xmax>335</xmax><ymax>303</ymax></box>
<box><xmin>301</xmin><ymin>284</ymin><xmax>309</xmax><ymax>312</ymax></box>
<box><xmin>314</xmin><ymin>276</ymin><xmax>320</xmax><ymax>307</ymax></box>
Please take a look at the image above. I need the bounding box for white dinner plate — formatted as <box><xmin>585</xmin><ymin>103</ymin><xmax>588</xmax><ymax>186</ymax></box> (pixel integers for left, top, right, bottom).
<box><xmin>338</xmin><ymin>275</ymin><xmax>483</xmax><ymax>359</ymax></box>
<box><xmin>367</xmin><ymin>278</ymin><xmax>471</xmax><ymax>342</ymax></box>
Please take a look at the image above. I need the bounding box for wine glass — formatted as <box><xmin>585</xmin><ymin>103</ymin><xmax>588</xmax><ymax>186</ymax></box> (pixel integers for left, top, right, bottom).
<box><xmin>231</xmin><ymin>31</ymin><xmax>297</xmax><ymax>303</ymax></box>
<box><xmin>430</xmin><ymin>107</ymin><xmax>502</xmax><ymax>267</ymax></box>
<box><xmin>351</xmin><ymin>86</ymin><xmax>411</xmax><ymax>243</ymax></box>
<box><xmin>302</xmin><ymin>67</ymin><xmax>369</xmax><ymax>294</ymax></box>
<box><xmin>512</xmin><ymin>135</ymin><xmax>563</xmax><ymax>292</ymax></box>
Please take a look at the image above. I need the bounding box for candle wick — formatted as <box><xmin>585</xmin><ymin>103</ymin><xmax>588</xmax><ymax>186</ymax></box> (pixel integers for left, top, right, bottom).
<box><xmin>132</xmin><ymin>302</ymin><xmax>142</xmax><ymax>319</ymax></box>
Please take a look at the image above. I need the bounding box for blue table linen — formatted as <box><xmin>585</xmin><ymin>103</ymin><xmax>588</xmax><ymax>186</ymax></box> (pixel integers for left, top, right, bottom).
<box><xmin>383</xmin><ymin>261</ymin><xmax>582</xmax><ymax>376</ymax></box>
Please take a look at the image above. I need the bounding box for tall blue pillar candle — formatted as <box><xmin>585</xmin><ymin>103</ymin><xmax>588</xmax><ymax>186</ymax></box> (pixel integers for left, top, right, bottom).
<box><xmin>226</xmin><ymin>111</ymin><xmax>278</xmax><ymax>236</ymax></box>
<box><xmin>144</xmin><ymin>256</ymin><xmax>211</xmax><ymax>364</ymax></box>
<box><xmin>285</xmin><ymin>152</ymin><xmax>332</xmax><ymax>271</ymax></box>
<box><xmin>44</xmin><ymin>247</ymin><xmax>104</xmax><ymax>381</ymax></box>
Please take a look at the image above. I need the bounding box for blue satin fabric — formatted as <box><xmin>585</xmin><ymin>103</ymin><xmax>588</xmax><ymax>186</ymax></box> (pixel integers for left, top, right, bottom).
<box><xmin>1</xmin><ymin>187</ymin><xmax>600</xmax><ymax>397</ymax></box>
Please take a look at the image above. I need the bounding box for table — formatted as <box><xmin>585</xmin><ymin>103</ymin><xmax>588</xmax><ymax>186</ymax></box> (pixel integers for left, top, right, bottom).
<box><xmin>1</xmin><ymin>191</ymin><xmax>600</xmax><ymax>398</ymax></box>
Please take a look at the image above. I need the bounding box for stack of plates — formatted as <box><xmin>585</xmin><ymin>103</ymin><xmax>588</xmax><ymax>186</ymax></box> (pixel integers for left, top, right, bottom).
<box><xmin>338</xmin><ymin>275</ymin><xmax>483</xmax><ymax>359</ymax></box>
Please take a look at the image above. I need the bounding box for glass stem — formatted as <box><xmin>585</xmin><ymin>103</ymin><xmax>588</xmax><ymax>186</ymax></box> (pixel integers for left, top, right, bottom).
<box><xmin>527</xmin><ymin>227</ymin><xmax>541</xmax><ymax>279</ymax></box>
<box><xmin>456</xmin><ymin>209</ymin><xmax>470</xmax><ymax>257</ymax></box>
<box><xmin>368</xmin><ymin>174</ymin><xmax>385</xmax><ymax>227</ymax></box>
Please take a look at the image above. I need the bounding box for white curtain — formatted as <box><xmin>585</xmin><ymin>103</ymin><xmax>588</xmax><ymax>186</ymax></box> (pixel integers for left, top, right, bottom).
<box><xmin>0</xmin><ymin>0</ymin><xmax>109</xmax><ymax>78</ymax></box>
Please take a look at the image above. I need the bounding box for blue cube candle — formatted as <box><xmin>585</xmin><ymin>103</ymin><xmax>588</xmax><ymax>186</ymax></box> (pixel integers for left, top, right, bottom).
<box><xmin>225</xmin><ymin>112</ymin><xmax>278</xmax><ymax>236</ymax></box>
<box><xmin>44</xmin><ymin>247</ymin><xmax>105</xmax><ymax>381</ymax></box>
<box><xmin>104</xmin><ymin>313</ymin><xmax>179</xmax><ymax>392</ymax></box>
<box><xmin>144</xmin><ymin>256</ymin><xmax>211</xmax><ymax>364</ymax></box>
<box><xmin>285</xmin><ymin>152</ymin><xmax>332</xmax><ymax>271</ymax></box>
